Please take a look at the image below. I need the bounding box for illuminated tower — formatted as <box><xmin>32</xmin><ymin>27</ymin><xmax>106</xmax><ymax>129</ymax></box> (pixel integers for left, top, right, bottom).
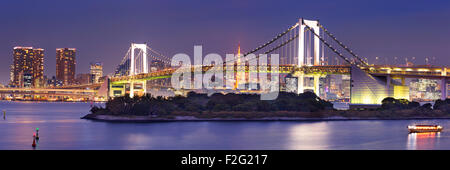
<box><xmin>56</xmin><ymin>48</ymin><xmax>76</xmax><ymax>85</ymax></box>
<box><xmin>234</xmin><ymin>43</ymin><xmax>241</xmax><ymax>90</ymax></box>
<box><xmin>90</xmin><ymin>62</ymin><xmax>103</xmax><ymax>83</ymax></box>
<box><xmin>12</xmin><ymin>47</ymin><xmax>44</xmax><ymax>87</ymax></box>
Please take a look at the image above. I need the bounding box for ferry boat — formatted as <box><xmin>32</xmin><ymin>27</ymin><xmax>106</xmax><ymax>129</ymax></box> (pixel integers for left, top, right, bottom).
<box><xmin>407</xmin><ymin>125</ymin><xmax>443</xmax><ymax>133</ymax></box>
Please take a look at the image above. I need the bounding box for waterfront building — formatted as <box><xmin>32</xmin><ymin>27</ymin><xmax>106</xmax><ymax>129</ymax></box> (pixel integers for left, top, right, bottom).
<box><xmin>47</xmin><ymin>76</ymin><xmax>63</xmax><ymax>87</ymax></box>
<box><xmin>90</xmin><ymin>62</ymin><xmax>103</xmax><ymax>83</ymax></box>
<box><xmin>9</xmin><ymin>64</ymin><xmax>14</xmax><ymax>85</ymax></box>
<box><xmin>56</xmin><ymin>48</ymin><xmax>76</xmax><ymax>85</ymax></box>
<box><xmin>285</xmin><ymin>76</ymin><xmax>298</xmax><ymax>93</ymax></box>
<box><xmin>11</xmin><ymin>47</ymin><xmax>44</xmax><ymax>88</ymax></box>
<box><xmin>341</xmin><ymin>75</ymin><xmax>351</xmax><ymax>99</ymax></box>
<box><xmin>150</xmin><ymin>60</ymin><xmax>164</xmax><ymax>72</ymax></box>
<box><xmin>320</xmin><ymin>76</ymin><xmax>330</xmax><ymax>99</ymax></box>
<box><xmin>76</xmin><ymin>73</ymin><xmax>94</xmax><ymax>85</ymax></box>
<box><xmin>42</xmin><ymin>75</ymin><xmax>49</xmax><ymax>87</ymax></box>
<box><xmin>98</xmin><ymin>76</ymin><xmax>108</xmax><ymax>83</ymax></box>
<box><xmin>409</xmin><ymin>79</ymin><xmax>441</xmax><ymax>101</ymax></box>
<box><xmin>328</xmin><ymin>75</ymin><xmax>341</xmax><ymax>98</ymax></box>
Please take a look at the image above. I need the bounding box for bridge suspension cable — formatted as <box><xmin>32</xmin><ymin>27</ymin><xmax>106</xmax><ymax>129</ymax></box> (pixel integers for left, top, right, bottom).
<box><xmin>261</xmin><ymin>33</ymin><xmax>299</xmax><ymax>57</ymax></box>
<box><xmin>145</xmin><ymin>45</ymin><xmax>172</xmax><ymax>64</ymax></box>
<box><xmin>318</xmin><ymin>24</ymin><xmax>368</xmax><ymax>66</ymax></box>
<box><xmin>118</xmin><ymin>47</ymin><xmax>131</xmax><ymax>67</ymax></box>
<box><xmin>113</xmin><ymin>47</ymin><xmax>132</xmax><ymax>77</ymax></box>
<box><xmin>302</xmin><ymin>24</ymin><xmax>354</xmax><ymax>66</ymax></box>
<box><xmin>242</xmin><ymin>23</ymin><xmax>299</xmax><ymax>58</ymax></box>
<box><xmin>224</xmin><ymin>23</ymin><xmax>299</xmax><ymax>64</ymax></box>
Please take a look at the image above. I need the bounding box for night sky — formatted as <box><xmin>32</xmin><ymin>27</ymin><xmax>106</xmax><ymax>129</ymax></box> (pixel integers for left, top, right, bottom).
<box><xmin>0</xmin><ymin>0</ymin><xmax>449</xmax><ymax>85</ymax></box>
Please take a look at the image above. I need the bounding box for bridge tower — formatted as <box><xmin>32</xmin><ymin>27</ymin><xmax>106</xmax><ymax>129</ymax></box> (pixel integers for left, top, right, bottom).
<box><xmin>298</xmin><ymin>18</ymin><xmax>322</xmax><ymax>66</ymax></box>
<box><xmin>130</xmin><ymin>43</ymin><xmax>148</xmax><ymax>75</ymax></box>
<box><xmin>110</xmin><ymin>43</ymin><xmax>171</xmax><ymax>99</ymax></box>
<box><xmin>297</xmin><ymin>18</ymin><xmax>323</xmax><ymax>97</ymax></box>
<box><xmin>129</xmin><ymin>43</ymin><xmax>148</xmax><ymax>98</ymax></box>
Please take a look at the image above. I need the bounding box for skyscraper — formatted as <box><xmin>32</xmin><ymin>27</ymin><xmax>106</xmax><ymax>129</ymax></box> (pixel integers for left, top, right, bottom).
<box><xmin>11</xmin><ymin>47</ymin><xmax>44</xmax><ymax>87</ymax></box>
<box><xmin>56</xmin><ymin>48</ymin><xmax>76</xmax><ymax>85</ymax></box>
<box><xmin>90</xmin><ymin>62</ymin><xmax>103</xmax><ymax>83</ymax></box>
<box><xmin>9</xmin><ymin>64</ymin><xmax>14</xmax><ymax>85</ymax></box>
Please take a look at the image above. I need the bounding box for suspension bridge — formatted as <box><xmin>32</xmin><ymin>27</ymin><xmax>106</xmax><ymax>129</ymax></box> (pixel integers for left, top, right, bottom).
<box><xmin>33</xmin><ymin>18</ymin><xmax>447</xmax><ymax>105</ymax></box>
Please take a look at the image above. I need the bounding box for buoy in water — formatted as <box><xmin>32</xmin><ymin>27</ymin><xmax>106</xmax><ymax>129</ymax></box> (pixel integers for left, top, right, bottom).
<box><xmin>32</xmin><ymin>134</ymin><xmax>36</xmax><ymax>148</ymax></box>
<box><xmin>35</xmin><ymin>128</ymin><xmax>39</xmax><ymax>140</ymax></box>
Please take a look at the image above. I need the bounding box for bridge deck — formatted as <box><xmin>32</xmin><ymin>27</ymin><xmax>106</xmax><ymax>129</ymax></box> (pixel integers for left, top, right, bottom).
<box><xmin>110</xmin><ymin>65</ymin><xmax>450</xmax><ymax>83</ymax></box>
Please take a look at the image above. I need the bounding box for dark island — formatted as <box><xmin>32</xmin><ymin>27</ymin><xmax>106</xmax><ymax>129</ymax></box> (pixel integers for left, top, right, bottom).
<box><xmin>82</xmin><ymin>91</ymin><xmax>450</xmax><ymax>122</ymax></box>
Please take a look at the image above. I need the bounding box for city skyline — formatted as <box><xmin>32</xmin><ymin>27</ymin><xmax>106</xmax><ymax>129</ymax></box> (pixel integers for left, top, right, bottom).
<box><xmin>1</xmin><ymin>0</ymin><xmax>450</xmax><ymax>155</ymax></box>
<box><xmin>0</xmin><ymin>0</ymin><xmax>449</xmax><ymax>85</ymax></box>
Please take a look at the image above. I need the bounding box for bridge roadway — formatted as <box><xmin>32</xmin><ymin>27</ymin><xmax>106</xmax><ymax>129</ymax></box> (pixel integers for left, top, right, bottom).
<box><xmin>363</xmin><ymin>65</ymin><xmax>448</xmax><ymax>79</ymax></box>
<box><xmin>0</xmin><ymin>87</ymin><xmax>97</xmax><ymax>93</ymax></box>
<box><xmin>55</xmin><ymin>83</ymin><xmax>102</xmax><ymax>89</ymax></box>
<box><xmin>0</xmin><ymin>87</ymin><xmax>98</xmax><ymax>100</ymax></box>
<box><xmin>110</xmin><ymin>64</ymin><xmax>450</xmax><ymax>83</ymax></box>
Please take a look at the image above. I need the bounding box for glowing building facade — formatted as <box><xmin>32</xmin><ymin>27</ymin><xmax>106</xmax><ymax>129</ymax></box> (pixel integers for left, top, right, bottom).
<box><xmin>56</xmin><ymin>48</ymin><xmax>76</xmax><ymax>85</ymax></box>
<box><xmin>350</xmin><ymin>65</ymin><xmax>389</xmax><ymax>104</ymax></box>
<box><xmin>11</xmin><ymin>47</ymin><xmax>44</xmax><ymax>87</ymax></box>
<box><xmin>409</xmin><ymin>79</ymin><xmax>441</xmax><ymax>101</ymax></box>
<box><xmin>90</xmin><ymin>62</ymin><xmax>103</xmax><ymax>83</ymax></box>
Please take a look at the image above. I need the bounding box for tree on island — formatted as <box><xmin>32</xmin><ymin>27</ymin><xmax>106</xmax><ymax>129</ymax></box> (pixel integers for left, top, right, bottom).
<box><xmin>433</xmin><ymin>99</ymin><xmax>450</xmax><ymax>112</ymax></box>
<box><xmin>381</xmin><ymin>97</ymin><xmax>420</xmax><ymax>110</ymax></box>
<box><xmin>90</xmin><ymin>91</ymin><xmax>334</xmax><ymax>116</ymax></box>
<box><xmin>381</xmin><ymin>97</ymin><xmax>450</xmax><ymax>114</ymax></box>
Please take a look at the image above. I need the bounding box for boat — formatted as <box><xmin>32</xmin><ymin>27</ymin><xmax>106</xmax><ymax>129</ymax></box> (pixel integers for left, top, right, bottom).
<box><xmin>407</xmin><ymin>125</ymin><xmax>443</xmax><ymax>133</ymax></box>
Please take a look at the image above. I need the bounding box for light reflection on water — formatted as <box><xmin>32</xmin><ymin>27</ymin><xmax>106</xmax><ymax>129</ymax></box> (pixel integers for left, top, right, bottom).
<box><xmin>1</xmin><ymin>101</ymin><xmax>450</xmax><ymax>150</ymax></box>
<box><xmin>287</xmin><ymin>122</ymin><xmax>331</xmax><ymax>149</ymax></box>
<box><xmin>124</xmin><ymin>133</ymin><xmax>153</xmax><ymax>150</ymax></box>
<box><xmin>407</xmin><ymin>132</ymin><xmax>441</xmax><ymax>150</ymax></box>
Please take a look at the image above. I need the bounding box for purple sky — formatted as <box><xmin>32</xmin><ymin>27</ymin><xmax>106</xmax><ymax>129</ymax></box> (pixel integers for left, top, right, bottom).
<box><xmin>0</xmin><ymin>0</ymin><xmax>449</xmax><ymax>84</ymax></box>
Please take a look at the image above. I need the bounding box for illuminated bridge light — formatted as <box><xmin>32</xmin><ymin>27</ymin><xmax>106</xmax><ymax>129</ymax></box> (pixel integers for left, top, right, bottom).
<box><xmin>418</xmin><ymin>69</ymin><xmax>430</xmax><ymax>72</ymax></box>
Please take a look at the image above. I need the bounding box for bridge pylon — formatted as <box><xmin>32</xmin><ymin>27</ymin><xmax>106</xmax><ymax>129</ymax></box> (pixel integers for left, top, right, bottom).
<box><xmin>130</xmin><ymin>43</ymin><xmax>148</xmax><ymax>76</ymax></box>
<box><xmin>297</xmin><ymin>18</ymin><xmax>323</xmax><ymax>97</ymax></box>
<box><xmin>298</xmin><ymin>18</ymin><xmax>322</xmax><ymax>66</ymax></box>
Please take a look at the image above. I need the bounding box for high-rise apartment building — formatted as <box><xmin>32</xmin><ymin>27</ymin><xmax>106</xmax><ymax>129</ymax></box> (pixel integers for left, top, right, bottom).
<box><xmin>9</xmin><ymin>64</ymin><xmax>14</xmax><ymax>85</ymax></box>
<box><xmin>90</xmin><ymin>62</ymin><xmax>103</xmax><ymax>83</ymax></box>
<box><xmin>11</xmin><ymin>47</ymin><xmax>44</xmax><ymax>87</ymax></box>
<box><xmin>56</xmin><ymin>48</ymin><xmax>76</xmax><ymax>85</ymax></box>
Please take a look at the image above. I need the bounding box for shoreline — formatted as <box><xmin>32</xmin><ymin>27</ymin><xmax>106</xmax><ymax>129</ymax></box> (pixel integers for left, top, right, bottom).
<box><xmin>81</xmin><ymin>114</ymin><xmax>450</xmax><ymax>123</ymax></box>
